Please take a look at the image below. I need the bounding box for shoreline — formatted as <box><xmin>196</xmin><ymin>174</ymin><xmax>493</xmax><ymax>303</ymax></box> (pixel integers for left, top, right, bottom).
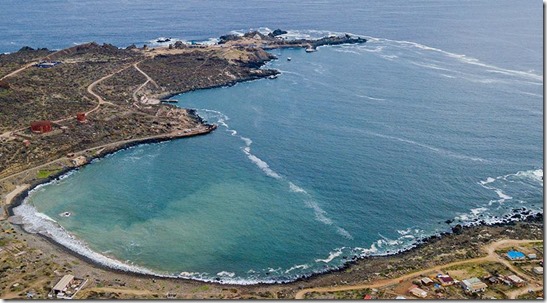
<box><xmin>0</xmin><ymin>31</ymin><xmax>542</xmax><ymax>298</ymax></box>
<box><xmin>3</xmin><ymin>43</ymin><xmax>543</xmax><ymax>285</ymax></box>
<box><xmin>6</xmin><ymin>122</ymin><xmax>217</xmax><ymax>218</ymax></box>
<box><xmin>6</xmin><ymin>172</ymin><xmax>543</xmax><ymax>286</ymax></box>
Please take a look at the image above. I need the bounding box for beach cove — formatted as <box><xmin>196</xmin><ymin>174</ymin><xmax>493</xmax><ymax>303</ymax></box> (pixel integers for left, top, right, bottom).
<box><xmin>0</xmin><ymin>0</ymin><xmax>543</xmax><ymax>299</ymax></box>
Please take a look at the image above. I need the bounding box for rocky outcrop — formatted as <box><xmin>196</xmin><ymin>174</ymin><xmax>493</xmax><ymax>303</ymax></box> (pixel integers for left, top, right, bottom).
<box><xmin>309</xmin><ymin>34</ymin><xmax>367</xmax><ymax>50</ymax></box>
<box><xmin>268</xmin><ymin>29</ymin><xmax>288</xmax><ymax>37</ymax></box>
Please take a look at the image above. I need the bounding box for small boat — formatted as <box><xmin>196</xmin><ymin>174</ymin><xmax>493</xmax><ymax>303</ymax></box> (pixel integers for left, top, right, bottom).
<box><xmin>156</xmin><ymin>37</ymin><xmax>172</xmax><ymax>43</ymax></box>
<box><xmin>305</xmin><ymin>48</ymin><xmax>316</xmax><ymax>53</ymax></box>
<box><xmin>287</xmin><ymin>57</ymin><xmax>292</xmax><ymax>61</ymax></box>
<box><xmin>268</xmin><ymin>74</ymin><xmax>278</xmax><ymax>79</ymax></box>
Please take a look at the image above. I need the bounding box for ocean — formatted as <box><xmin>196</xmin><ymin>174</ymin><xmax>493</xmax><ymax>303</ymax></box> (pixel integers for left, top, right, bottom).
<box><xmin>5</xmin><ymin>0</ymin><xmax>543</xmax><ymax>284</ymax></box>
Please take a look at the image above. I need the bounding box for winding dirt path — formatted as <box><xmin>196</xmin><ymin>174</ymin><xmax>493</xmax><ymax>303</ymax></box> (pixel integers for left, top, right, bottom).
<box><xmin>0</xmin><ymin>62</ymin><xmax>38</xmax><ymax>82</ymax></box>
<box><xmin>84</xmin><ymin>66</ymin><xmax>128</xmax><ymax>116</ymax></box>
<box><xmin>294</xmin><ymin>239</ymin><xmax>542</xmax><ymax>299</ymax></box>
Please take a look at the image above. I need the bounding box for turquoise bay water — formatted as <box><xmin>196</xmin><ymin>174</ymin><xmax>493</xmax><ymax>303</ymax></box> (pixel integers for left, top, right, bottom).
<box><xmin>16</xmin><ymin>37</ymin><xmax>543</xmax><ymax>282</ymax></box>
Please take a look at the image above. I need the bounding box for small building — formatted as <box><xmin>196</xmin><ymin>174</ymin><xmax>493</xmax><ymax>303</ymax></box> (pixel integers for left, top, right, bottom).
<box><xmin>49</xmin><ymin>275</ymin><xmax>87</xmax><ymax>299</ymax></box>
<box><xmin>36</xmin><ymin>61</ymin><xmax>61</xmax><ymax>68</ymax></box>
<box><xmin>436</xmin><ymin>274</ymin><xmax>455</xmax><ymax>286</ymax></box>
<box><xmin>395</xmin><ymin>296</ymin><xmax>407</xmax><ymax>299</ymax></box>
<box><xmin>408</xmin><ymin>286</ymin><xmax>427</xmax><ymax>298</ymax></box>
<box><xmin>506</xmin><ymin>275</ymin><xmax>525</xmax><ymax>287</ymax></box>
<box><xmin>71</xmin><ymin>156</ymin><xmax>87</xmax><ymax>167</ymax></box>
<box><xmin>507</xmin><ymin>250</ymin><xmax>525</xmax><ymax>260</ymax></box>
<box><xmin>30</xmin><ymin>120</ymin><xmax>52</xmax><ymax>134</ymax></box>
<box><xmin>76</xmin><ymin>112</ymin><xmax>87</xmax><ymax>123</ymax></box>
<box><xmin>363</xmin><ymin>294</ymin><xmax>372</xmax><ymax>300</ymax></box>
<box><xmin>533</xmin><ymin>267</ymin><xmax>543</xmax><ymax>275</ymax></box>
<box><xmin>528</xmin><ymin>253</ymin><xmax>537</xmax><ymax>259</ymax></box>
<box><xmin>421</xmin><ymin>277</ymin><xmax>434</xmax><ymax>286</ymax></box>
<box><xmin>461</xmin><ymin>277</ymin><xmax>488</xmax><ymax>294</ymax></box>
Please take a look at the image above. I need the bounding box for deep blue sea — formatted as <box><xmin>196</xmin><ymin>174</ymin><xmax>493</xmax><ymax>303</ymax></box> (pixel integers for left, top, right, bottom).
<box><xmin>5</xmin><ymin>1</ymin><xmax>543</xmax><ymax>283</ymax></box>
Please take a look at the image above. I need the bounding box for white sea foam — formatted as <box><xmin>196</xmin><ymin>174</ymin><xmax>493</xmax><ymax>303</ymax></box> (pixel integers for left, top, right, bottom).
<box><xmin>355</xmin><ymin>94</ymin><xmax>386</xmax><ymax>101</ymax></box>
<box><xmin>364</xmin><ymin>130</ymin><xmax>487</xmax><ymax>162</ymax></box>
<box><xmin>243</xmin><ymin>152</ymin><xmax>282</xmax><ymax>179</ymax></box>
<box><xmin>315</xmin><ymin>248</ymin><xmax>344</xmax><ymax>263</ymax></box>
<box><xmin>479</xmin><ymin>168</ymin><xmax>542</xmax><ymax>206</ymax></box>
<box><xmin>217</xmin><ymin>271</ymin><xmax>236</xmax><ymax>278</ymax></box>
<box><xmin>397</xmin><ymin>228</ymin><xmax>412</xmax><ymax>235</ymax></box>
<box><xmin>284</xmin><ymin>264</ymin><xmax>310</xmax><ymax>273</ymax></box>
<box><xmin>12</xmin><ymin>203</ymin><xmax>159</xmax><ymax>276</ymax></box>
<box><xmin>289</xmin><ymin>182</ymin><xmax>307</xmax><ymax>193</ymax></box>
<box><xmin>198</xmin><ymin>109</ymin><xmax>352</xmax><ymax>239</ymax></box>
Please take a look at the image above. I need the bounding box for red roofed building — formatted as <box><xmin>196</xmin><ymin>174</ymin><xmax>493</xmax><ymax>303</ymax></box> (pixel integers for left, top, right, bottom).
<box><xmin>30</xmin><ymin>121</ymin><xmax>52</xmax><ymax>133</ymax></box>
<box><xmin>437</xmin><ymin>274</ymin><xmax>455</xmax><ymax>286</ymax></box>
<box><xmin>363</xmin><ymin>294</ymin><xmax>372</xmax><ymax>300</ymax></box>
<box><xmin>76</xmin><ymin>112</ymin><xmax>86</xmax><ymax>122</ymax></box>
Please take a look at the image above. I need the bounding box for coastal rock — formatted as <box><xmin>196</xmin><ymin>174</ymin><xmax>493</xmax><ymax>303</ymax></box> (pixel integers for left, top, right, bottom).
<box><xmin>18</xmin><ymin>46</ymin><xmax>35</xmax><ymax>52</ymax></box>
<box><xmin>173</xmin><ymin>41</ymin><xmax>186</xmax><ymax>49</ymax></box>
<box><xmin>218</xmin><ymin>34</ymin><xmax>241</xmax><ymax>44</ymax></box>
<box><xmin>269</xmin><ymin>29</ymin><xmax>288</xmax><ymax>37</ymax></box>
<box><xmin>451</xmin><ymin>224</ymin><xmax>463</xmax><ymax>234</ymax></box>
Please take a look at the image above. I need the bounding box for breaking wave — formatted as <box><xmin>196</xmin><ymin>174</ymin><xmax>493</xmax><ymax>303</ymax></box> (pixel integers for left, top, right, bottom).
<box><xmin>197</xmin><ymin>108</ymin><xmax>352</xmax><ymax>240</ymax></box>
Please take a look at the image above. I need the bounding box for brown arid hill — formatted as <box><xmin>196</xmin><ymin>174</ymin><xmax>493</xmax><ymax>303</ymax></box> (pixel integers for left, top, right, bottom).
<box><xmin>0</xmin><ymin>40</ymin><xmax>280</xmax><ymax>181</ymax></box>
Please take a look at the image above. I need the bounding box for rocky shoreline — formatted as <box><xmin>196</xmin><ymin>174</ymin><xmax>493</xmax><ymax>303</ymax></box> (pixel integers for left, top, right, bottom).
<box><xmin>0</xmin><ymin>29</ymin><xmax>542</xmax><ymax>299</ymax></box>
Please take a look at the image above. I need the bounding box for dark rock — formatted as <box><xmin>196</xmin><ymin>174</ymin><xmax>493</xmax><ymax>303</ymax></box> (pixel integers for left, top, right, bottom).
<box><xmin>445</xmin><ymin>219</ymin><xmax>453</xmax><ymax>224</ymax></box>
<box><xmin>173</xmin><ymin>41</ymin><xmax>186</xmax><ymax>49</ymax></box>
<box><xmin>451</xmin><ymin>224</ymin><xmax>463</xmax><ymax>234</ymax></box>
<box><xmin>18</xmin><ymin>46</ymin><xmax>35</xmax><ymax>52</ymax></box>
<box><xmin>126</xmin><ymin>44</ymin><xmax>137</xmax><ymax>50</ymax></box>
<box><xmin>218</xmin><ymin>34</ymin><xmax>241</xmax><ymax>44</ymax></box>
<box><xmin>269</xmin><ymin>29</ymin><xmax>288</xmax><ymax>37</ymax></box>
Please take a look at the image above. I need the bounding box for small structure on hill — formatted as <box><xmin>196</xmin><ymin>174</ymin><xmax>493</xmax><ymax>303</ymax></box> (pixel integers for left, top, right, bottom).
<box><xmin>30</xmin><ymin>120</ymin><xmax>52</xmax><ymax>133</ymax></box>
<box><xmin>36</xmin><ymin>61</ymin><xmax>61</xmax><ymax>68</ymax></box>
<box><xmin>533</xmin><ymin>267</ymin><xmax>543</xmax><ymax>275</ymax></box>
<box><xmin>507</xmin><ymin>250</ymin><xmax>525</xmax><ymax>261</ymax></box>
<box><xmin>461</xmin><ymin>277</ymin><xmax>488</xmax><ymax>294</ymax></box>
<box><xmin>76</xmin><ymin>112</ymin><xmax>87</xmax><ymax>123</ymax></box>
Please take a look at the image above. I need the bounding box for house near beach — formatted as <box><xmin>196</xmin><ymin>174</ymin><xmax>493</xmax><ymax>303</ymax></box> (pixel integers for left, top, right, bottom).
<box><xmin>408</xmin><ymin>285</ymin><xmax>427</xmax><ymax>298</ymax></box>
<box><xmin>436</xmin><ymin>274</ymin><xmax>455</xmax><ymax>286</ymax></box>
<box><xmin>506</xmin><ymin>274</ymin><xmax>525</xmax><ymax>287</ymax></box>
<box><xmin>506</xmin><ymin>250</ymin><xmax>525</xmax><ymax>260</ymax></box>
<box><xmin>49</xmin><ymin>275</ymin><xmax>87</xmax><ymax>299</ymax></box>
<box><xmin>461</xmin><ymin>277</ymin><xmax>488</xmax><ymax>294</ymax></box>
<box><xmin>420</xmin><ymin>277</ymin><xmax>434</xmax><ymax>286</ymax></box>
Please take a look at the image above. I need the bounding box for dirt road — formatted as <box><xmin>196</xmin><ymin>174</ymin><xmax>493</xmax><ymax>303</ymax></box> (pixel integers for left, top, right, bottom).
<box><xmin>294</xmin><ymin>239</ymin><xmax>542</xmax><ymax>299</ymax></box>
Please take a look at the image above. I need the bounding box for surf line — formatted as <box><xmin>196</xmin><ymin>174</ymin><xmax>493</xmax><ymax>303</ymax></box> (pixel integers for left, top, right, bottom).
<box><xmin>198</xmin><ymin>108</ymin><xmax>353</xmax><ymax>240</ymax></box>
